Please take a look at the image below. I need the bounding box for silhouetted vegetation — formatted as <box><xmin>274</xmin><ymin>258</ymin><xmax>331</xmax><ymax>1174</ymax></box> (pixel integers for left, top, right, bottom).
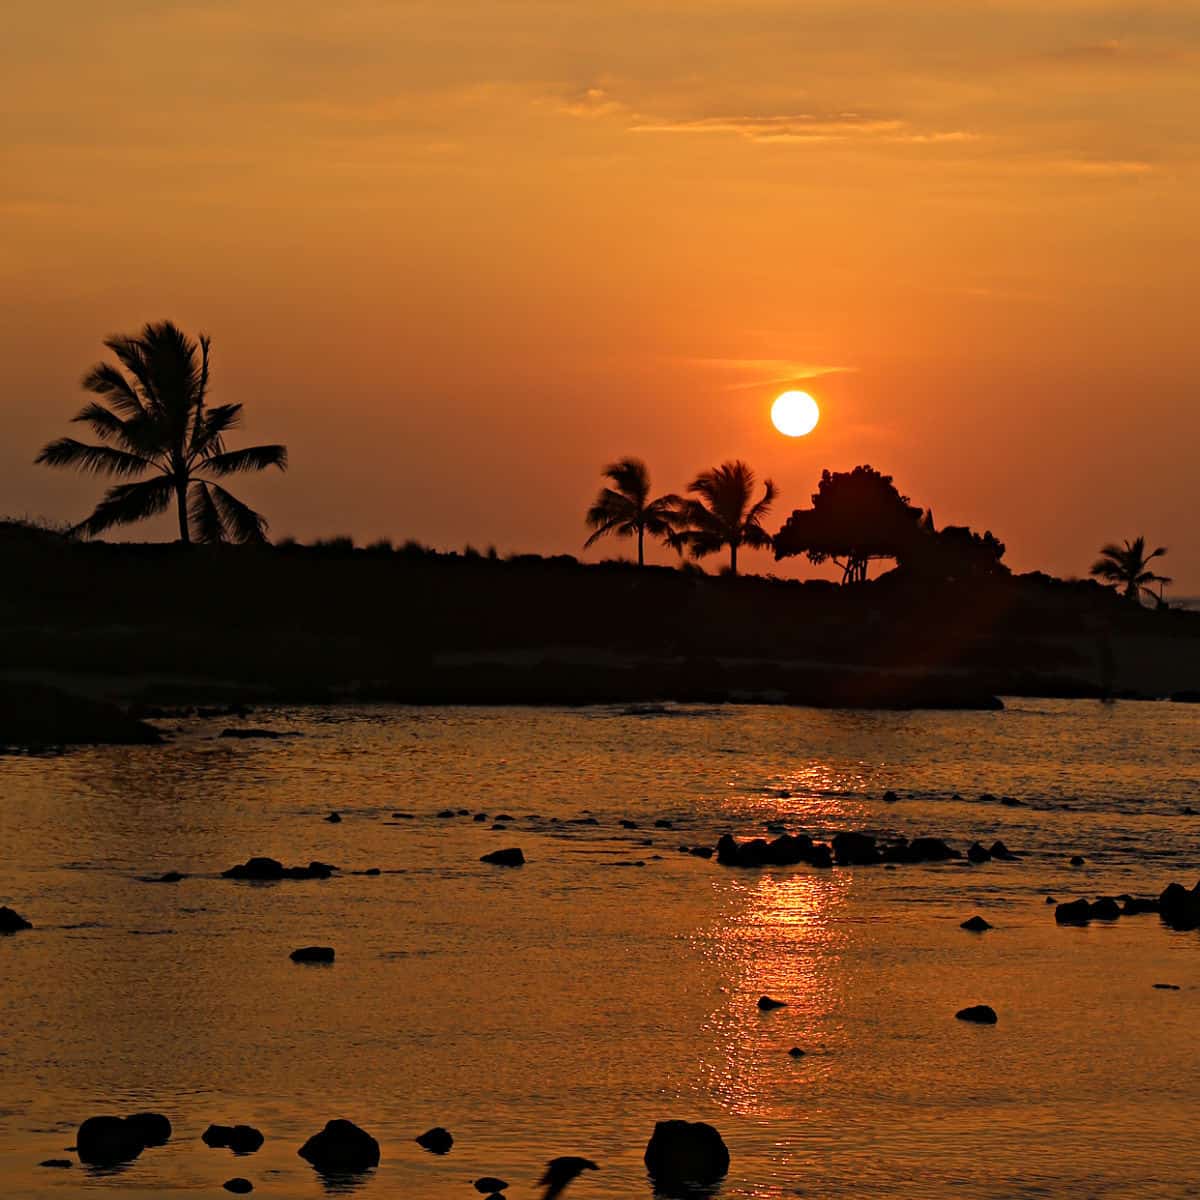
<box><xmin>669</xmin><ymin>460</ymin><xmax>776</xmax><ymax>576</ymax></box>
<box><xmin>1090</xmin><ymin>537</ymin><xmax>1170</xmax><ymax>607</ymax></box>
<box><xmin>35</xmin><ymin>321</ymin><xmax>287</xmax><ymax>544</ymax></box>
<box><xmin>583</xmin><ymin>457</ymin><xmax>682</xmax><ymax>567</ymax></box>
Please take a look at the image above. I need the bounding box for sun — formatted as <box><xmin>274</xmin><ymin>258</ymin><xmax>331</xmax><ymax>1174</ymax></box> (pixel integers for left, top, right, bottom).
<box><xmin>771</xmin><ymin>390</ymin><xmax>820</xmax><ymax>437</ymax></box>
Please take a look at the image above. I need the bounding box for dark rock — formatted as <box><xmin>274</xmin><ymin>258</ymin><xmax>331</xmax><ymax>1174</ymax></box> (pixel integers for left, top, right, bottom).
<box><xmin>1159</xmin><ymin>880</ymin><xmax>1200</xmax><ymax>930</ymax></box>
<box><xmin>654</xmin><ymin>819</ymin><xmax>674</xmax><ymax>829</ymax></box>
<box><xmin>979</xmin><ymin>793</ymin><xmax>997</xmax><ymax>804</ymax></box>
<box><xmin>989</xmin><ymin>840</ymin><xmax>1019</xmax><ymax>861</ymax></box>
<box><xmin>809</xmin><ymin>842</ymin><xmax>833</xmax><ymax>868</ymax></box>
<box><xmin>882</xmin><ymin>790</ymin><xmax>899</xmax><ymax>803</ymax></box>
<box><xmin>415</xmin><ymin>1126</ymin><xmax>453</xmax><ymax>1155</ymax></box>
<box><xmin>391</xmin><ymin>812</ymin><xmax>414</xmax><ymax>819</ymax></box>
<box><xmin>290</xmin><ymin>946</ymin><xmax>335</xmax><ymax>963</ymax></box>
<box><xmin>0</xmin><ymin>681</ymin><xmax>163</xmax><ymax>748</ymax></box>
<box><xmin>325</xmin><ymin>812</ymin><xmax>341</xmax><ymax>823</ymax></box>
<box><xmin>1123</xmin><ymin>896</ymin><xmax>1159</xmax><ymax>915</ymax></box>
<box><xmin>1000</xmin><ymin>796</ymin><xmax>1024</xmax><ymax>807</ymax></box>
<box><xmin>436</xmin><ymin>809</ymin><xmax>455</xmax><ymax>818</ymax></box>
<box><xmin>219</xmin><ymin>728</ymin><xmax>291</xmax><ymax>739</ymax></box>
<box><xmin>223</xmin><ymin>1179</ymin><xmax>253</xmax><ymax>1194</ymax></box>
<box><xmin>222</xmin><ymin>858</ymin><xmax>335</xmax><ymax>881</ymax></box>
<box><xmin>757</xmin><ymin>995</ymin><xmax>787</xmax><ymax>1011</ymax></box>
<box><xmin>157</xmin><ymin>871</ymin><xmax>185</xmax><ymax>883</ymax></box>
<box><xmin>1055</xmin><ymin>898</ymin><xmax>1092</xmax><ymax>925</ymax></box>
<box><xmin>787</xmin><ymin>1046</ymin><xmax>806</xmax><ymax>1057</ymax></box>
<box><xmin>620</xmin><ymin>819</ymin><xmax>638</xmax><ymax>829</ymax></box>
<box><xmin>39</xmin><ymin>1160</ymin><xmax>72</xmax><ymax>1168</ymax></box>
<box><xmin>126</xmin><ymin>1113</ymin><xmax>171</xmax><ymax>1146</ymax></box>
<box><xmin>689</xmin><ymin>845</ymin><xmax>714</xmax><ymax>859</ymax></box>
<box><xmin>833</xmin><ymin>831</ymin><xmax>881</xmax><ymax>866</ymax></box>
<box><xmin>539</xmin><ymin>1158</ymin><xmax>599</xmax><ymax>1196</ymax></box>
<box><xmin>0</xmin><ymin>905</ymin><xmax>32</xmax><ymax>933</ymax></box>
<box><xmin>1045</xmin><ymin>896</ymin><xmax>1056</xmax><ymax>904</ymax></box>
<box><xmin>298</xmin><ymin>1120</ymin><xmax>380</xmax><ymax>1173</ymax></box>
<box><xmin>644</xmin><ymin>1119</ymin><xmax>730</xmax><ymax>1189</ymax></box>
<box><xmin>960</xmin><ymin>915</ymin><xmax>992</xmax><ymax>932</ymax></box>
<box><xmin>903</xmin><ymin>837</ymin><xmax>960</xmax><ymax>863</ymax></box>
<box><xmin>494</xmin><ymin>814</ymin><xmax>514</xmax><ymax>821</ymax></box>
<box><xmin>480</xmin><ymin>847</ymin><xmax>524</xmax><ymax>867</ymax></box>
<box><xmin>966</xmin><ymin>841</ymin><xmax>992</xmax><ymax>864</ymax></box>
<box><xmin>363</xmin><ymin>867</ymin><xmax>381</xmax><ymax>876</ymax></box>
<box><xmin>457</xmin><ymin>808</ymin><xmax>469</xmax><ymax>815</ymax></box>
<box><xmin>1154</xmin><ymin>983</ymin><xmax>1181</xmax><ymax>990</ymax></box>
<box><xmin>474</xmin><ymin>1178</ymin><xmax>509</xmax><ymax>1194</ymax></box>
<box><xmin>473</xmin><ymin>813</ymin><xmax>488</xmax><ymax>822</ymax></box>
<box><xmin>76</xmin><ymin>1116</ymin><xmax>144</xmax><ymax>1165</ymax></box>
<box><xmin>570</xmin><ymin>816</ymin><xmax>599</xmax><ymax>825</ymax></box>
<box><xmin>955</xmin><ymin>1004</ymin><xmax>998</xmax><ymax>1024</ymax></box>
<box><xmin>1070</xmin><ymin>855</ymin><xmax>1086</xmax><ymax>866</ymax></box>
<box><xmin>203</xmin><ymin>1124</ymin><xmax>264</xmax><ymax>1154</ymax></box>
<box><xmin>1089</xmin><ymin>897</ymin><xmax>1121</xmax><ymax>921</ymax></box>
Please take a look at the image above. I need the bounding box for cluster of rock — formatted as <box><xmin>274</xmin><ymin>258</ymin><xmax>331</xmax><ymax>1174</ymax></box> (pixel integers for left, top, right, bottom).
<box><xmin>1055</xmin><ymin>879</ymin><xmax>1200</xmax><ymax>930</ymax></box>
<box><xmin>203</xmin><ymin>1124</ymin><xmax>264</xmax><ymax>1154</ymax></box>
<box><xmin>222</xmin><ymin>857</ymin><xmax>336</xmax><ymax>881</ymax></box>
<box><xmin>0</xmin><ymin>905</ymin><xmax>32</xmax><ymax>933</ymax></box>
<box><xmin>715</xmin><ymin>829</ymin><xmax>1015</xmax><ymax>870</ymax></box>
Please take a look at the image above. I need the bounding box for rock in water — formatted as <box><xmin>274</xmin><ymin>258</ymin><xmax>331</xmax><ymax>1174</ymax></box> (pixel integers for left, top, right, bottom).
<box><xmin>955</xmin><ymin>1005</ymin><xmax>998</xmax><ymax>1024</ymax></box>
<box><xmin>76</xmin><ymin>1116</ymin><xmax>145</xmax><ymax>1165</ymax></box>
<box><xmin>290</xmin><ymin>946</ymin><xmax>335</xmax><ymax>963</ymax></box>
<box><xmin>0</xmin><ymin>906</ymin><xmax>32</xmax><ymax>933</ymax></box>
<box><xmin>473</xmin><ymin>1177</ymin><xmax>509</xmax><ymax>1193</ymax></box>
<box><xmin>0</xmin><ymin>681</ymin><xmax>162</xmax><ymax>747</ymax></box>
<box><xmin>1089</xmin><ymin>897</ymin><xmax>1121</xmax><ymax>921</ymax></box>
<box><xmin>1055</xmin><ymin>898</ymin><xmax>1092</xmax><ymax>925</ymax></box>
<box><xmin>989</xmin><ymin>840</ymin><xmax>1019</xmax><ymax>860</ymax></box>
<box><xmin>298</xmin><ymin>1120</ymin><xmax>380</xmax><ymax>1172</ymax></box>
<box><xmin>223</xmin><ymin>1180</ymin><xmax>253</xmax><ymax>1194</ymax></box>
<box><xmin>480</xmin><ymin>848</ymin><xmax>524</xmax><ymax>867</ymax></box>
<box><xmin>203</xmin><ymin>1124</ymin><xmax>264</xmax><ymax>1154</ymax></box>
<box><xmin>222</xmin><ymin>857</ymin><xmax>335</xmax><ymax>881</ymax></box>
<box><xmin>960</xmin><ymin>915</ymin><xmax>992</xmax><ymax>932</ymax></box>
<box><xmin>415</xmin><ymin>1126</ymin><xmax>453</xmax><ymax>1155</ymax></box>
<box><xmin>757</xmin><ymin>995</ymin><xmax>787</xmax><ymax>1011</ymax></box>
<box><xmin>966</xmin><ymin>841</ymin><xmax>992</xmax><ymax>864</ymax></box>
<box><xmin>38</xmin><ymin>1160</ymin><xmax>72</xmax><ymax>1168</ymax></box>
<box><xmin>644</xmin><ymin>1120</ymin><xmax>730</xmax><ymax>1189</ymax></box>
<box><xmin>325</xmin><ymin>812</ymin><xmax>342</xmax><ymax>823</ymax></box>
<box><xmin>126</xmin><ymin>1112</ymin><xmax>171</xmax><ymax>1146</ymax></box>
<box><xmin>788</xmin><ymin>1046</ymin><xmax>806</xmax><ymax>1058</ymax></box>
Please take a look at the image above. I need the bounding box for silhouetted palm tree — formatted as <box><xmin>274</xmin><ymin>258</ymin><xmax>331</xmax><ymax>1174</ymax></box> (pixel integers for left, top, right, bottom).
<box><xmin>671</xmin><ymin>459</ymin><xmax>777</xmax><ymax>576</ymax></box>
<box><xmin>36</xmin><ymin>321</ymin><xmax>287</xmax><ymax>544</ymax></box>
<box><xmin>583</xmin><ymin>457</ymin><xmax>682</xmax><ymax>567</ymax></box>
<box><xmin>1090</xmin><ymin>536</ymin><xmax>1170</xmax><ymax>606</ymax></box>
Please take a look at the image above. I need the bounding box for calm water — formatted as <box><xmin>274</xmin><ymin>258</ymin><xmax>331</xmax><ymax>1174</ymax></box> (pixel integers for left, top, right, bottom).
<box><xmin>2</xmin><ymin>699</ymin><xmax>1199</xmax><ymax>1199</ymax></box>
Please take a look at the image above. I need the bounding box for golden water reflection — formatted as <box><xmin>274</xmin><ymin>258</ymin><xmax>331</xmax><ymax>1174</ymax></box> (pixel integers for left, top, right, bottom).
<box><xmin>695</xmin><ymin>869</ymin><xmax>853</xmax><ymax>1118</ymax></box>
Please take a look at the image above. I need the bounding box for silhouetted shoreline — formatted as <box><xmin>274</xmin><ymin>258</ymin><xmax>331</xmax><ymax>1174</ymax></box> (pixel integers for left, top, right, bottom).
<box><xmin>3</xmin><ymin>532</ymin><xmax>1199</xmax><ymax>734</ymax></box>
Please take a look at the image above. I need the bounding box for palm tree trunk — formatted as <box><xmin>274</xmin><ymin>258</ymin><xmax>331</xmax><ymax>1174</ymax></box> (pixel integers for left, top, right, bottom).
<box><xmin>637</xmin><ymin>526</ymin><xmax>644</xmax><ymax>568</ymax></box>
<box><xmin>175</xmin><ymin>479</ymin><xmax>191</xmax><ymax>545</ymax></box>
<box><xmin>729</xmin><ymin>542</ymin><xmax>738</xmax><ymax>576</ymax></box>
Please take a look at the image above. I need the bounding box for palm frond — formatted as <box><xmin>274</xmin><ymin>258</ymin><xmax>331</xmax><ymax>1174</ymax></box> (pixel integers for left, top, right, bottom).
<box><xmin>73</xmin><ymin>476</ymin><xmax>175</xmax><ymax>538</ymax></box>
<box><xmin>583</xmin><ymin>515</ymin><xmax>633</xmax><ymax>549</ymax></box>
<box><xmin>188</xmin><ymin>480</ymin><xmax>227</xmax><ymax>544</ymax></box>
<box><xmin>602</xmin><ymin>456</ymin><xmax>651</xmax><ymax>506</ymax></box>
<box><xmin>200</xmin><ymin>443</ymin><xmax>288</xmax><ymax>476</ymax></box>
<box><xmin>209</xmin><ymin>482</ymin><xmax>269</xmax><ymax>543</ymax></box>
<box><xmin>191</xmin><ymin>403</ymin><xmax>243</xmax><ymax>456</ymax></box>
<box><xmin>35</xmin><ymin>438</ymin><xmax>155</xmax><ymax>478</ymax></box>
<box><xmin>71</xmin><ymin>402</ymin><xmax>130</xmax><ymax>443</ymax></box>
<box><xmin>81</xmin><ymin>362</ymin><xmax>147</xmax><ymax>418</ymax></box>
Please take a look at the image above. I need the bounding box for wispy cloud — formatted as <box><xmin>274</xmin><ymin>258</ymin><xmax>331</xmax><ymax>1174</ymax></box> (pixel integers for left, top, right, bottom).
<box><xmin>687</xmin><ymin>357</ymin><xmax>858</xmax><ymax>389</ymax></box>
<box><xmin>1049</xmin><ymin>158</ymin><xmax>1155</xmax><ymax>177</ymax></box>
<box><xmin>628</xmin><ymin>111</ymin><xmax>977</xmax><ymax>146</ymax></box>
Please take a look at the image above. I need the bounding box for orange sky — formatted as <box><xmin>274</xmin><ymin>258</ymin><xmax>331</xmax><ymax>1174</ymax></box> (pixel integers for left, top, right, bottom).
<box><xmin>3</xmin><ymin>1</ymin><xmax>1197</xmax><ymax>589</ymax></box>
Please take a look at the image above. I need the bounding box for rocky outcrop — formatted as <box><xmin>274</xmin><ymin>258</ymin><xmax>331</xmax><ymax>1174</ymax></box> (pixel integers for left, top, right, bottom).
<box><xmin>1159</xmin><ymin>880</ymin><xmax>1200</xmax><ymax>930</ymax></box>
<box><xmin>955</xmin><ymin>1005</ymin><xmax>997</xmax><ymax>1024</ymax></box>
<box><xmin>297</xmin><ymin>1120</ymin><xmax>380</xmax><ymax>1173</ymax></box>
<box><xmin>960</xmin><ymin>915</ymin><xmax>992</xmax><ymax>932</ymax></box>
<box><xmin>0</xmin><ymin>682</ymin><xmax>162</xmax><ymax>748</ymax></box>
<box><xmin>480</xmin><ymin>848</ymin><xmax>525</xmax><ymax>867</ymax></box>
<box><xmin>0</xmin><ymin>906</ymin><xmax>32</xmax><ymax>933</ymax></box>
<box><xmin>644</xmin><ymin>1120</ymin><xmax>730</xmax><ymax>1190</ymax></box>
<box><xmin>290</xmin><ymin>946</ymin><xmax>335</xmax><ymax>963</ymax></box>
<box><xmin>222</xmin><ymin>858</ymin><xmax>336</xmax><ymax>881</ymax></box>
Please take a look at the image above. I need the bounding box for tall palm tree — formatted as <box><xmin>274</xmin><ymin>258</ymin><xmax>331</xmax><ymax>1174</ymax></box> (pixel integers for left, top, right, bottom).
<box><xmin>1090</xmin><ymin>536</ymin><xmax>1170</xmax><ymax>606</ymax></box>
<box><xmin>36</xmin><ymin>320</ymin><xmax>287</xmax><ymax>544</ymax></box>
<box><xmin>671</xmin><ymin>459</ymin><xmax>777</xmax><ymax>576</ymax></box>
<box><xmin>583</xmin><ymin>457</ymin><xmax>682</xmax><ymax>567</ymax></box>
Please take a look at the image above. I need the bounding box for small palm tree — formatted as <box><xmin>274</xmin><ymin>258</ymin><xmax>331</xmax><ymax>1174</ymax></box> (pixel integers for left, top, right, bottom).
<box><xmin>36</xmin><ymin>321</ymin><xmax>286</xmax><ymax>544</ymax></box>
<box><xmin>1090</xmin><ymin>536</ymin><xmax>1170</xmax><ymax>606</ymax></box>
<box><xmin>583</xmin><ymin>457</ymin><xmax>682</xmax><ymax>567</ymax></box>
<box><xmin>671</xmin><ymin>459</ymin><xmax>777</xmax><ymax>576</ymax></box>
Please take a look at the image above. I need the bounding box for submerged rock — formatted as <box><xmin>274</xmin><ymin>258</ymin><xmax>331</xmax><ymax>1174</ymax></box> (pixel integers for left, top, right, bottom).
<box><xmin>415</xmin><ymin>1126</ymin><xmax>453</xmax><ymax>1155</ymax></box>
<box><xmin>38</xmin><ymin>1160</ymin><xmax>72</xmax><ymax>1168</ymax></box>
<box><xmin>0</xmin><ymin>906</ymin><xmax>32</xmax><ymax>933</ymax></box>
<box><xmin>203</xmin><ymin>1124</ymin><xmax>264</xmax><ymax>1154</ymax></box>
<box><xmin>955</xmin><ymin>1004</ymin><xmax>998</xmax><ymax>1024</ymax></box>
<box><xmin>966</xmin><ymin>842</ymin><xmax>992</xmax><ymax>864</ymax></box>
<box><xmin>298</xmin><ymin>1120</ymin><xmax>380</xmax><ymax>1172</ymax></box>
<box><xmin>223</xmin><ymin>1179</ymin><xmax>253</xmax><ymax>1194</ymax></box>
<box><xmin>989</xmin><ymin>840</ymin><xmax>1019</xmax><ymax>861</ymax></box>
<box><xmin>480</xmin><ymin>847</ymin><xmax>524</xmax><ymax>867</ymax></box>
<box><xmin>960</xmin><ymin>915</ymin><xmax>993</xmax><ymax>932</ymax></box>
<box><xmin>1154</xmin><ymin>983</ymin><xmax>1181</xmax><ymax>990</ymax></box>
<box><xmin>290</xmin><ymin>946</ymin><xmax>335</xmax><ymax>963</ymax></box>
<box><xmin>788</xmin><ymin>1046</ymin><xmax>806</xmax><ymax>1058</ymax></box>
<box><xmin>644</xmin><ymin>1120</ymin><xmax>729</xmax><ymax>1189</ymax></box>
<box><xmin>1089</xmin><ymin>897</ymin><xmax>1121</xmax><ymax>921</ymax></box>
<box><xmin>1123</xmin><ymin>896</ymin><xmax>1160</xmax><ymax>916</ymax></box>
<box><xmin>325</xmin><ymin>812</ymin><xmax>341</xmax><ymax>823</ymax></box>
<box><xmin>1055</xmin><ymin>898</ymin><xmax>1092</xmax><ymax>925</ymax></box>
<box><xmin>76</xmin><ymin>1116</ymin><xmax>145</xmax><ymax>1165</ymax></box>
<box><xmin>473</xmin><ymin>1177</ymin><xmax>509</xmax><ymax>1193</ymax></box>
<box><xmin>1070</xmin><ymin>855</ymin><xmax>1086</xmax><ymax>867</ymax></box>
<box><xmin>757</xmin><ymin>995</ymin><xmax>787</xmax><ymax>1011</ymax></box>
<box><xmin>219</xmin><ymin>727</ymin><xmax>294</xmax><ymax>740</ymax></box>
<box><xmin>222</xmin><ymin>857</ymin><xmax>335</xmax><ymax>881</ymax></box>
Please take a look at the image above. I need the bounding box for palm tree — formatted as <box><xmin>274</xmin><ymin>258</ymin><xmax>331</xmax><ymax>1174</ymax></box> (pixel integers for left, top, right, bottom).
<box><xmin>671</xmin><ymin>459</ymin><xmax>777</xmax><ymax>576</ymax></box>
<box><xmin>1090</xmin><ymin>536</ymin><xmax>1170</xmax><ymax>606</ymax></box>
<box><xmin>583</xmin><ymin>457</ymin><xmax>682</xmax><ymax>567</ymax></box>
<box><xmin>36</xmin><ymin>321</ymin><xmax>287</xmax><ymax>544</ymax></box>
